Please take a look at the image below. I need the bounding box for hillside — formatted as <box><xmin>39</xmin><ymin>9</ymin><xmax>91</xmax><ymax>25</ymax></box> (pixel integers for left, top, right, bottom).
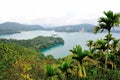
<box><xmin>0</xmin><ymin>36</ymin><xmax>64</xmax><ymax>50</ymax></box>
<box><xmin>1</xmin><ymin>35</ymin><xmax>120</xmax><ymax>80</ymax></box>
<box><xmin>52</xmin><ymin>24</ymin><xmax>120</xmax><ymax>33</ymax></box>
<box><xmin>0</xmin><ymin>42</ymin><xmax>56</xmax><ymax>79</ymax></box>
<box><xmin>0</xmin><ymin>22</ymin><xmax>45</xmax><ymax>34</ymax></box>
<box><xmin>52</xmin><ymin>24</ymin><xmax>94</xmax><ymax>32</ymax></box>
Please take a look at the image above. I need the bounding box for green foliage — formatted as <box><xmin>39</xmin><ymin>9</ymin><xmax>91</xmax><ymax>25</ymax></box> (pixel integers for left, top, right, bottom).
<box><xmin>0</xmin><ymin>10</ymin><xmax>120</xmax><ymax>80</ymax></box>
<box><xmin>45</xmin><ymin>64</ymin><xmax>57</xmax><ymax>80</ymax></box>
<box><xmin>94</xmin><ymin>26</ymin><xmax>100</xmax><ymax>34</ymax></box>
<box><xmin>61</xmin><ymin>62</ymin><xmax>70</xmax><ymax>71</ymax></box>
<box><xmin>70</xmin><ymin>45</ymin><xmax>89</xmax><ymax>63</ymax></box>
<box><xmin>0</xmin><ymin>41</ymin><xmax>47</xmax><ymax>80</ymax></box>
<box><xmin>94</xmin><ymin>10</ymin><xmax>120</xmax><ymax>34</ymax></box>
<box><xmin>1</xmin><ymin>36</ymin><xmax>120</xmax><ymax>80</ymax></box>
<box><xmin>0</xmin><ymin>36</ymin><xmax>64</xmax><ymax>50</ymax></box>
<box><xmin>94</xmin><ymin>10</ymin><xmax>120</xmax><ymax>71</ymax></box>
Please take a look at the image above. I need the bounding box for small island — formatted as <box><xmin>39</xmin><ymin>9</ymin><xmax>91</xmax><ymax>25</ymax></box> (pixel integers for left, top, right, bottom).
<box><xmin>0</xmin><ymin>36</ymin><xmax>64</xmax><ymax>50</ymax></box>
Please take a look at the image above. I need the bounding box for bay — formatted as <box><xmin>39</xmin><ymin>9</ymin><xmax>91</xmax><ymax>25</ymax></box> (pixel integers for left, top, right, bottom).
<box><xmin>0</xmin><ymin>30</ymin><xmax>120</xmax><ymax>58</ymax></box>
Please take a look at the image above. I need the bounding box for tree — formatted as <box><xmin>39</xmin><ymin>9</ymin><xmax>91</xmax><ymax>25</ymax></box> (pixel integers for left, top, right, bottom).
<box><xmin>94</xmin><ymin>10</ymin><xmax>120</xmax><ymax>34</ymax></box>
<box><xmin>86</xmin><ymin>40</ymin><xmax>94</xmax><ymax>53</ymax></box>
<box><xmin>60</xmin><ymin>61</ymin><xmax>71</xmax><ymax>79</ymax></box>
<box><xmin>94</xmin><ymin>39</ymin><xmax>107</xmax><ymax>52</ymax></box>
<box><xmin>111</xmin><ymin>38</ymin><xmax>120</xmax><ymax>54</ymax></box>
<box><xmin>70</xmin><ymin>45</ymin><xmax>89</xmax><ymax>79</ymax></box>
<box><xmin>94</xmin><ymin>10</ymin><xmax>120</xmax><ymax>70</ymax></box>
<box><xmin>46</xmin><ymin>64</ymin><xmax>57</xmax><ymax>80</ymax></box>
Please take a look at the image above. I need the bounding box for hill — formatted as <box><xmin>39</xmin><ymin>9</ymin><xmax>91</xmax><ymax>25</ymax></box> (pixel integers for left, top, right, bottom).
<box><xmin>52</xmin><ymin>24</ymin><xmax>120</xmax><ymax>33</ymax></box>
<box><xmin>0</xmin><ymin>36</ymin><xmax>64</xmax><ymax>50</ymax></box>
<box><xmin>0</xmin><ymin>41</ymin><xmax>54</xmax><ymax>79</ymax></box>
<box><xmin>52</xmin><ymin>24</ymin><xmax>95</xmax><ymax>32</ymax></box>
<box><xmin>0</xmin><ymin>22</ymin><xmax>45</xmax><ymax>34</ymax></box>
<box><xmin>0</xmin><ymin>22</ymin><xmax>120</xmax><ymax>34</ymax></box>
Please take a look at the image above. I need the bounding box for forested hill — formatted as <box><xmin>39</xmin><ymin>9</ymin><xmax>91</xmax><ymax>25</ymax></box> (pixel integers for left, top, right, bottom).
<box><xmin>52</xmin><ymin>24</ymin><xmax>120</xmax><ymax>33</ymax></box>
<box><xmin>0</xmin><ymin>22</ymin><xmax>95</xmax><ymax>34</ymax></box>
<box><xmin>0</xmin><ymin>22</ymin><xmax>45</xmax><ymax>34</ymax></box>
<box><xmin>0</xmin><ymin>36</ymin><xmax>64</xmax><ymax>50</ymax></box>
<box><xmin>0</xmin><ymin>35</ymin><xmax>64</xmax><ymax>79</ymax></box>
<box><xmin>0</xmin><ymin>41</ymin><xmax>55</xmax><ymax>79</ymax></box>
<box><xmin>52</xmin><ymin>24</ymin><xmax>95</xmax><ymax>32</ymax></box>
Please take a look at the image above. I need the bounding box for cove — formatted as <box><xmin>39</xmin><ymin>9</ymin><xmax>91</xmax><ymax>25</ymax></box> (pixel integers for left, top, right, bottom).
<box><xmin>40</xmin><ymin>43</ymin><xmax>64</xmax><ymax>53</ymax></box>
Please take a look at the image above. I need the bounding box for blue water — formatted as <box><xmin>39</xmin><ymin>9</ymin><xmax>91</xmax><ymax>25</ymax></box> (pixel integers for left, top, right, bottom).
<box><xmin>0</xmin><ymin>30</ymin><xmax>120</xmax><ymax>58</ymax></box>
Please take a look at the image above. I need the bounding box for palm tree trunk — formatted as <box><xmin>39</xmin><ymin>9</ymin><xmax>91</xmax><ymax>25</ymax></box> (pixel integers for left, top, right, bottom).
<box><xmin>105</xmin><ymin>49</ymin><xmax>108</xmax><ymax>71</ymax></box>
<box><xmin>77</xmin><ymin>61</ymin><xmax>81</xmax><ymax>80</ymax></box>
<box><xmin>90</xmin><ymin>46</ymin><xmax>92</xmax><ymax>54</ymax></box>
<box><xmin>105</xmin><ymin>31</ymin><xmax>110</xmax><ymax>71</ymax></box>
<box><xmin>82</xmin><ymin>64</ymin><xmax>86</xmax><ymax>77</ymax></box>
<box><xmin>77</xmin><ymin>66</ymin><xmax>79</xmax><ymax>80</ymax></box>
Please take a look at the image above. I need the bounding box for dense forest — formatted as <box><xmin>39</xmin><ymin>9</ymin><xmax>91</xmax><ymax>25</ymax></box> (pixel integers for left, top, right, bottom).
<box><xmin>0</xmin><ymin>10</ymin><xmax>120</xmax><ymax>80</ymax></box>
<box><xmin>0</xmin><ymin>36</ymin><xmax>64</xmax><ymax>50</ymax></box>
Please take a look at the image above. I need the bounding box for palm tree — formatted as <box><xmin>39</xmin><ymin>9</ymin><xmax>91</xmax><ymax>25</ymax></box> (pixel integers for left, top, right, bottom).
<box><xmin>86</xmin><ymin>40</ymin><xmax>94</xmax><ymax>53</ymax></box>
<box><xmin>94</xmin><ymin>10</ymin><xmax>120</xmax><ymax>70</ymax></box>
<box><xmin>60</xmin><ymin>61</ymin><xmax>71</xmax><ymax>79</ymax></box>
<box><xmin>94</xmin><ymin>39</ymin><xmax>107</xmax><ymax>52</ymax></box>
<box><xmin>94</xmin><ymin>10</ymin><xmax>120</xmax><ymax>34</ymax></box>
<box><xmin>46</xmin><ymin>64</ymin><xmax>57</xmax><ymax>80</ymax></box>
<box><xmin>92</xmin><ymin>39</ymin><xmax>107</xmax><ymax>70</ymax></box>
<box><xmin>70</xmin><ymin>45</ymin><xmax>89</xmax><ymax>80</ymax></box>
<box><xmin>111</xmin><ymin>38</ymin><xmax>120</xmax><ymax>54</ymax></box>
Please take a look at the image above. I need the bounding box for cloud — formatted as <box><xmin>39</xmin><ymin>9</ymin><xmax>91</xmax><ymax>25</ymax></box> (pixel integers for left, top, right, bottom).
<box><xmin>30</xmin><ymin>16</ymin><xmax>97</xmax><ymax>26</ymax></box>
<box><xmin>0</xmin><ymin>0</ymin><xmax>120</xmax><ymax>25</ymax></box>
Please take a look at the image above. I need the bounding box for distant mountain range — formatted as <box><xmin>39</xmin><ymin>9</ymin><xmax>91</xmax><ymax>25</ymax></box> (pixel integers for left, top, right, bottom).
<box><xmin>0</xmin><ymin>22</ymin><xmax>45</xmax><ymax>34</ymax></box>
<box><xmin>0</xmin><ymin>22</ymin><xmax>120</xmax><ymax>34</ymax></box>
<box><xmin>52</xmin><ymin>24</ymin><xmax>94</xmax><ymax>32</ymax></box>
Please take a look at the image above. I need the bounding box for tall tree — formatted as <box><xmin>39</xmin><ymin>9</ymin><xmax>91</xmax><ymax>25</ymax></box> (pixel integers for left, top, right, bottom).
<box><xmin>70</xmin><ymin>45</ymin><xmax>89</xmax><ymax>80</ymax></box>
<box><xmin>111</xmin><ymin>38</ymin><xmax>120</xmax><ymax>54</ymax></box>
<box><xmin>86</xmin><ymin>40</ymin><xmax>94</xmax><ymax>53</ymax></box>
<box><xmin>94</xmin><ymin>10</ymin><xmax>120</xmax><ymax>34</ymax></box>
<box><xmin>46</xmin><ymin>64</ymin><xmax>57</xmax><ymax>80</ymax></box>
<box><xmin>94</xmin><ymin>10</ymin><xmax>120</xmax><ymax>70</ymax></box>
<box><xmin>60</xmin><ymin>61</ymin><xmax>71</xmax><ymax>79</ymax></box>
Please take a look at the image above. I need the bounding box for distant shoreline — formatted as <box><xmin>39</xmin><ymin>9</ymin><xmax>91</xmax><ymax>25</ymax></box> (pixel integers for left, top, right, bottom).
<box><xmin>0</xmin><ymin>31</ymin><xmax>21</xmax><ymax>35</ymax></box>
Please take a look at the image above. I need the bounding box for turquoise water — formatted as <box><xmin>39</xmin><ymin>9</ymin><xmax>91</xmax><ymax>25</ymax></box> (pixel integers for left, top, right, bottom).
<box><xmin>0</xmin><ymin>30</ymin><xmax>120</xmax><ymax>58</ymax></box>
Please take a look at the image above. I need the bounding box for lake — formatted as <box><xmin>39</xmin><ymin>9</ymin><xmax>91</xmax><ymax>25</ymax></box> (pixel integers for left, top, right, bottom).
<box><xmin>0</xmin><ymin>30</ymin><xmax>120</xmax><ymax>58</ymax></box>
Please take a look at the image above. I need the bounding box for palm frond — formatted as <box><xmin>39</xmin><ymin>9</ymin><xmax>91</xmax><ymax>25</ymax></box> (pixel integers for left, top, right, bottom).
<box><xmin>95</xmin><ymin>10</ymin><xmax>120</xmax><ymax>34</ymax></box>
<box><xmin>70</xmin><ymin>45</ymin><xmax>82</xmax><ymax>55</ymax></box>
<box><xmin>94</xmin><ymin>26</ymin><xmax>100</xmax><ymax>34</ymax></box>
<box><xmin>103</xmin><ymin>10</ymin><xmax>113</xmax><ymax>19</ymax></box>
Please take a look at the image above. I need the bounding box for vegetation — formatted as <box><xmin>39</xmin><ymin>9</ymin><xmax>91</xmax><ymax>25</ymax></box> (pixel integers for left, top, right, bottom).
<box><xmin>0</xmin><ymin>36</ymin><xmax>64</xmax><ymax>50</ymax></box>
<box><xmin>94</xmin><ymin>10</ymin><xmax>120</xmax><ymax>71</ymax></box>
<box><xmin>0</xmin><ymin>10</ymin><xmax>120</xmax><ymax>80</ymax></box>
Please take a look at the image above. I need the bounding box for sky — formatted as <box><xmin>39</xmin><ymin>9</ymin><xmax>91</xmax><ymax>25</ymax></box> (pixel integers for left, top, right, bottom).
<box><xmin>0</xmin><ymin>0</ymin><xmax>120</xmax><ymax>26</ymax></box>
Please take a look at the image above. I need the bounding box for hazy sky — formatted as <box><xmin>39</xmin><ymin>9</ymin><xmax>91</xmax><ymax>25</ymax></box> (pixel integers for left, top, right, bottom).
<box><xmin>0</xmin><ymin>0</ymin><xmax>120</xmax><ymax>26</ymax></box>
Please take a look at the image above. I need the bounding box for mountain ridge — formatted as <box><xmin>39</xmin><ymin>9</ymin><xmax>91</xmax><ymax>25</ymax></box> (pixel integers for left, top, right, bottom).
<box><xmin>52</xmin><ymin>24</ymin><xmax>94</xmax><ymax>32</ymax></box>
<box><xmin>0</xmin><ymin>22</ymin><xmax>120</xmax><ymax>34</ymax></box>
<box><xmin>0</xmin><ymin>22</ymin><xmax>45</xmax><ymax>34</ymax></box>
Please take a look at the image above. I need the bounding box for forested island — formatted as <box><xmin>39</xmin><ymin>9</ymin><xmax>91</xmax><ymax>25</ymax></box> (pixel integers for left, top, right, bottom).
<box><xmin>0</xmin><ymin>36</ymin><xmax>64</xmax><ymax>50</ymax></box>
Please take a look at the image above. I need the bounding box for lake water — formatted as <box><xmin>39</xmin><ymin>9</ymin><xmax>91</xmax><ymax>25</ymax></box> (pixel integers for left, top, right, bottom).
<box><xmin>0</xmin><ymin>30</ymin><xmax>120</xmax><ymax>58</ymax></box>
